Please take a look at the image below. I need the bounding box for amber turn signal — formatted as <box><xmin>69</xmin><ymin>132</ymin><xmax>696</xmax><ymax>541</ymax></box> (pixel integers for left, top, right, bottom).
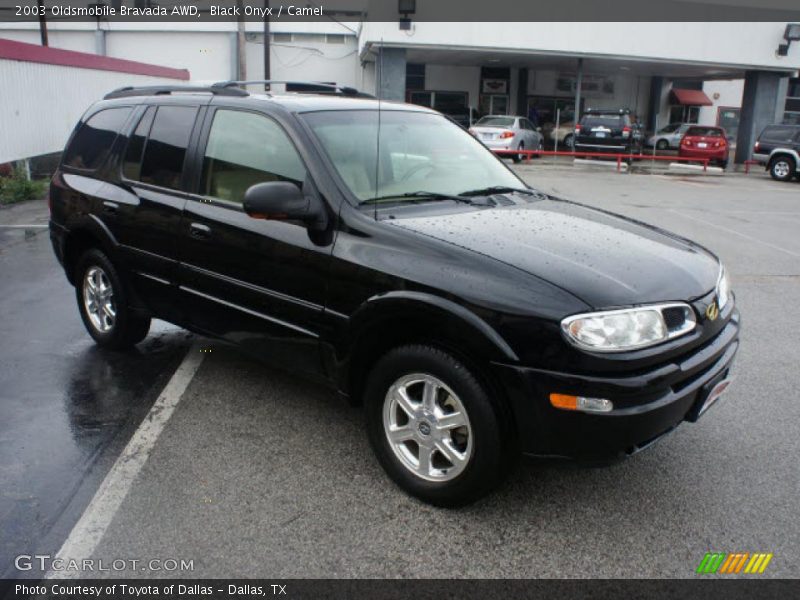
<box><xmin>549</xmin><ymin>393</ymin><xmax>614</xmax><ymax>413</ymax></box>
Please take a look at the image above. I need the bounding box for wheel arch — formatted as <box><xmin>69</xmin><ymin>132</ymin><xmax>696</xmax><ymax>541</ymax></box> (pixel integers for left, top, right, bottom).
<box><xmin>338</xmin><ymin>291</ymin><xmax>518</xmax><ymax>405</ymax></box>
<box><xmin>62</xmin><ymin>215</ymin><xmax>119</xmax><ymax>285</ymax></box>
<box><xmin>768</xmin><ymin>149</ymin><xmax>799</xmax><ymax>168</ymax></box>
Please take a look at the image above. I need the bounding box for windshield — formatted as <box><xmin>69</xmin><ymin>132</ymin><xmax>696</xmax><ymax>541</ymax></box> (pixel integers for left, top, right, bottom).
<box><xmin>301</xmin><ymin>110</ymin><xmax>525</xmax><ymax>203</ymax></box>
<box><xmin>659</xmin><ymin>123</ymin><xmax>680</xmax><ymax>133</ymax></box>
<box><xmin>476</xmin><ymin>116</ymin><xmax>516</xmax><ymax>128</ymax></box>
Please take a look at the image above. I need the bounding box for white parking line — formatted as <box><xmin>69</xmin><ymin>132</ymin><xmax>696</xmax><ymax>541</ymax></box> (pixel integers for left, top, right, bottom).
<box><xmin>0</xmin><ymin>224</ymin><xmax>48</xmax><ymax>228</ymax></box>
<box><xmin>669</xmin><ymin>209</ymin><xmax>800</xmax><ymax>258</ymax></box>
<box><xmin>47</xmin><ymin>344</ymin><xmax>204</xmax><ymax>579</ymax></box>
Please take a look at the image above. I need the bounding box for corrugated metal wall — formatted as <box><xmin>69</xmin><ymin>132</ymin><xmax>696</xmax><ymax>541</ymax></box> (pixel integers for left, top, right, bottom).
<box><xmin>0</xmin><ymin>60</ymin><xmax>182</xmax><ymax>163</ymax></box>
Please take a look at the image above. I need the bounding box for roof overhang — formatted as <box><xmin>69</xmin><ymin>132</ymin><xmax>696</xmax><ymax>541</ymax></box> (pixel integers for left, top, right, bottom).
<box><xmin>361</xmin><ymin>42</ymin><xmax>798</xmax><ymax>80</ymax></box>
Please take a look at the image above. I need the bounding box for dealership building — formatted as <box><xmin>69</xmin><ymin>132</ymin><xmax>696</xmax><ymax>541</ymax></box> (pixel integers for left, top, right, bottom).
<box><xmin>1</xmin><ymin>15</ymin><xmax>800</xmax><ymax>164</ymax></box>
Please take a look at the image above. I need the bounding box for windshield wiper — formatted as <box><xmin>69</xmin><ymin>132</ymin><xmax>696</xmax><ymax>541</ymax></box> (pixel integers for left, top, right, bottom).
<box><xmin>459</xmin><ymin>185</ymin><xmax>535</xmax><ymax>197</ymax></box>
<box><xmin>360</xmin><ymin>191</ymin><xmax>476</xmax><ymax>206</ymax></box>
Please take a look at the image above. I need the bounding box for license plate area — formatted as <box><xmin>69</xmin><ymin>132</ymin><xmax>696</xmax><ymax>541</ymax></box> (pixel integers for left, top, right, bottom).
<box><xmin>697</xmin><ymin>142</ymin><xmax>708</xmax><ymax>148</ymax></box>
<box><xmin>686</xmin><ymin>369</ymin><xmax>733</xmax><ymax>422</ymax></box>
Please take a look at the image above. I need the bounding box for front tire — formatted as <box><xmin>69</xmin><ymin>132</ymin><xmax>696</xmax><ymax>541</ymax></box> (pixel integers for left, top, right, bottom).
<box><xmin>365</xmin><ymin>345</ymin><xmax>510</xmax><ymax>507</ymax></box>
<box><xmin>769</xmin><ymin>156</ymin><xmax>795</xmax><ymax>182</ymax></box>
<box><xmin>656</xmin><ymin>139</ymin><xmax>669</xmax><ymax>151</ymax></box>
<box><xmin>75</xmin><ymin>249</ymin><xmax>151</xmax><ymax>350</ymax></box>
<box><xmin>563</xmin><ymin>134</ymin><xmax>574</xmax><ymax>150</ymax></box>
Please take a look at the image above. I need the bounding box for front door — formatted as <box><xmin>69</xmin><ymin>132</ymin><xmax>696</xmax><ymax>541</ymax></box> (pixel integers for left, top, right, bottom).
<box><xmin>178</xmin><ymin>107</ymin><xmax>333</xmax><ymax>376</ymax></box>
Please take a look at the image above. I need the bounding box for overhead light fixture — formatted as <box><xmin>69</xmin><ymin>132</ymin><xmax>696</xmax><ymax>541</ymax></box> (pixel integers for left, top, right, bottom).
<box><xmin>398</xmin><ymin>0</ymin><xmax>415</xmax><ymax>30</ymax></box>
<box><xmin>778</xmin><ymin>23</ymin><xmax>800</xmax><ymax>56</ymax></box>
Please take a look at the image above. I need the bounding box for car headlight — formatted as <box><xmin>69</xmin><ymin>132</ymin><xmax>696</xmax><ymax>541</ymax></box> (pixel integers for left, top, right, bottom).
<box><xmin>717</xmin><ymin>265</ymin><xmax>731</xmax><ymax>309</ymax></box>
<box><xmin>561</xmin><ymin>302</ymin><xmax>697</xmax><ymax>353</ymax></box>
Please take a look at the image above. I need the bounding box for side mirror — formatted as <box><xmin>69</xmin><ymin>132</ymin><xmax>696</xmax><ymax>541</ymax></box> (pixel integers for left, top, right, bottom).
<box><xmin>243</xmin><ymin>181</ymin><xmax>328</xmax><ymax>231</ymax></box>
<box><xmin>536</xmin><ymin>126</ymin><xmax>543</xmax><ymax>133</ymax></box>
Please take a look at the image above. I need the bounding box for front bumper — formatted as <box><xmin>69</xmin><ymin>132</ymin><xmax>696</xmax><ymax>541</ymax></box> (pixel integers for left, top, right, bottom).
<box><xmin>492</xmin><ymin>309</ymin><xmax>740</xmax><ymax>460</ymax></box>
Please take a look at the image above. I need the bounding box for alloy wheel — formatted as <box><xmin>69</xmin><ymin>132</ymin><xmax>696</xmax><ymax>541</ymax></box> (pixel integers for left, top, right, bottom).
<box><xmin>773</xmin><ymin>160</ymin><xmax>791</xmax><ymax>179</ymax></box>
<box><xmin>83</xmin><ymin>266</ymin><xmax>116</xmax><ymax>333</ymax></box>
<box><xmin>382</xmin><ymin>373</ymin><xmax>473</xmax><ymax>482</ymax></box>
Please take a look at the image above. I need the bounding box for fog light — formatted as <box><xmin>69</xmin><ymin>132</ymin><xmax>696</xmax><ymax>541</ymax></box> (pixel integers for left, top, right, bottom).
<box><xmin>550</xmin><ymin>393</ymin><xmax>614</xmax><ymax>413</ymax></box>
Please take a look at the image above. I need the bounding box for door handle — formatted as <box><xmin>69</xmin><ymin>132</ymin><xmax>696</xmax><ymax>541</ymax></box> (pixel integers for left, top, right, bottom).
<box><xmin>190</xmin><ymin>222</ymin><xmax>211</xmax><ymax>239</ymax></box>
<box><xmin>103</xmin><ymin>201</ymin><xmax>119</xmax><ymax>214</ymax></box>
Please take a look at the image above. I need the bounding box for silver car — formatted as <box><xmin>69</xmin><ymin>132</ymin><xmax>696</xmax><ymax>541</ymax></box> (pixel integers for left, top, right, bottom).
<box><xmin>647</xmin><ymin>123</ymin><xmax>692</xmax><ymax>150</ymax></box>
<box><xmin>470</xmin><ymin>115</ymin><xmax>544</xmax><ymax>163</ymax></box>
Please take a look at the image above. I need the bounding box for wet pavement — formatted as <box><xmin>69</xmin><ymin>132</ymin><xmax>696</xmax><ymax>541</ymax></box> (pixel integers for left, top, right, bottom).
<box><xmin>76</xmin><ymin>171</ymin><xmax>800</xmax><ymax>578</ymax></box>
<box><xmin>0</xmin><ymin>199</ymin><xmax>192</xmax><ymax>578</ymax></box>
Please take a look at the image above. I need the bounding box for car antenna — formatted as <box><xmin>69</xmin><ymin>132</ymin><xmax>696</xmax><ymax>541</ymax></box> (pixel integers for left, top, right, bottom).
<box><xmin>373</xmin><ymin>39</ymin><xmax>383</xmax><ymax>221</ymax></box>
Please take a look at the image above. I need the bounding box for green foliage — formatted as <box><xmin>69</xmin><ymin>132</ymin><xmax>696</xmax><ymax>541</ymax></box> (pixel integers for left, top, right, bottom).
<box><xmin>0</xmin><ymin>168</ymin><xmax>47</xmax><ymax>205</ymax></box>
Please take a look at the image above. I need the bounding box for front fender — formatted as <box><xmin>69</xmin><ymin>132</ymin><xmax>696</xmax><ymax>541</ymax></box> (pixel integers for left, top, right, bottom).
<box><xmin>329</xmin><ymin>290</ymin><xmax>521</xmax><ymax>398</ymax></box>
<box><xmin>354</xmin><ymin>291</ymin><xmax>517</xmax><ymax>361</ymax></box>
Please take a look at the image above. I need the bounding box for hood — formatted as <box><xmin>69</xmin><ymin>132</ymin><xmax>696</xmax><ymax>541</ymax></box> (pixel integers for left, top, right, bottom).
<box><xmin>387</xmin><ymin>198</ymin><xmax>720</xmax><ymax>308</ymax></box>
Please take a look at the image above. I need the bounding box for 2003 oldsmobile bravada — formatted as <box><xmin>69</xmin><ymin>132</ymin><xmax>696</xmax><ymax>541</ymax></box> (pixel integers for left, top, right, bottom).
<box><xmin>49</xmin><ymin>82</ymin><xmax>739</xmax><ymax>506</ymax></box>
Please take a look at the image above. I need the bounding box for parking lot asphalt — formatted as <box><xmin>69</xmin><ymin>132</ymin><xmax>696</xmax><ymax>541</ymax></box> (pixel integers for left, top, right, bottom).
<box><xmin>3</xmin><ymin>167</ymin><xmax>799</xmax><ymax>579</ymax></box>
<box><xmin>0</xmin><ymin>202</ymin><xmax>192</xmax><ymax>579</ymax></box>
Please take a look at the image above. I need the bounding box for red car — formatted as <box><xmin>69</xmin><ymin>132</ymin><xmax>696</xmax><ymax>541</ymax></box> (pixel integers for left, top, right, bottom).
<box><xmin>679</xmin><ymin>126</ymin><xmax>729</xmax><ymax>168</ymax></box>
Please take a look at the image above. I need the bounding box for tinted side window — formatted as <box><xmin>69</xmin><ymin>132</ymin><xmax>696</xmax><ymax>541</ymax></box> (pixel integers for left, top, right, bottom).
<box><xmin>200</xmin><ymin>110</ymin><xmax>306</xmax><ymax>203</ymax></box>
<box><xmin>139</xmin><ymin>106</ymin><xmax>198</xmax><ymax>190</ymax></box>
<box><xmin>760</xmin><ymin>126</ymin><xmax>799</xmax><ymax>143</ymax></box>
<box><xmin>63</xmin><ymin>107</ymin><xmax>132</xmax><ymax>170</ymax></box>
<box><xmin>122</xmin><ymin>106</ymin><xmax>156</xmax><ymax>181</ymax></box>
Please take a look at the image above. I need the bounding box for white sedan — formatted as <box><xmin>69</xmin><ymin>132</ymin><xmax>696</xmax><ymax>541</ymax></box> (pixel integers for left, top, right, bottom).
<box><xmin>647</xmin><ymin>123</ymin><xmax>692</xmax><ymax>150</ymax></box>
<box><xmin>469</xmin><ymin>115</ymin><xmax>544</xmax><ymax>163</ymax></box>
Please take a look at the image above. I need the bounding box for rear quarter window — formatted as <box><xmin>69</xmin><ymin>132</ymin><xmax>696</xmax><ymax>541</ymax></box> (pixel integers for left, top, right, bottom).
<box><xmin>62</xmin><ymin>107</ymin><xmax>132</xmax><ymax>171</ymax></box>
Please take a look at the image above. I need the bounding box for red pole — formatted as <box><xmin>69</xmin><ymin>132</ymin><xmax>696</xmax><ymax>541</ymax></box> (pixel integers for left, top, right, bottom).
<box><xmin>617</xmin><ymin>155</ymin><xmax>621</xmax><ymax>172</ymax></box>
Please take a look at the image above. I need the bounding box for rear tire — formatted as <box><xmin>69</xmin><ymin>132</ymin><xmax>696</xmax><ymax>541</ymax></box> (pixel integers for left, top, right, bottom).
<box><xmin>364</xmin><ymin>345</ymin><xmax>511</xmax><ymax>507</ymax></box>
<box><xmin>769</xmin><ymin>156</ymin><xmax>795</xmax><ymax>182</ymax></box>
<box><xmin>513</xmin><ymin>142</ymin><xmax>524</xmax><ymax>164</ymax></box>
<box><xmin>563</xmin><ymin>134</ymin><xmax>574</xmax><ymax>150</ymax></box>
<box><xmin>75</xmin><ymin>249</ymin><xmax>151</xmax><ymax>350</ymax></box>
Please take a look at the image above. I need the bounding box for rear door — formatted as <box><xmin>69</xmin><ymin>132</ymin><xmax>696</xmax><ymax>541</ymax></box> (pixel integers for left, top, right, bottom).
<box><xmin>109</xmin><ymin>101</ymin><xmax>203</xmax><ymax>321</ymax></box>
<box><xmin>177</xmin><ymin>105</ymin><xmax>333</xmax><ymax>376</ymax></box>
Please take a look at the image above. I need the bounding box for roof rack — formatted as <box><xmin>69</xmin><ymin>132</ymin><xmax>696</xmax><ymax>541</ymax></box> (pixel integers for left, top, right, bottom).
<box><xmin>212</xmin><ymin>80</ymin><xmax>375</xmax><ymax>98</ymax></box>
<box><xmin>103</xmin><ymin>85</ymin><xmax>249</xmax><ymax>100</ymax></box>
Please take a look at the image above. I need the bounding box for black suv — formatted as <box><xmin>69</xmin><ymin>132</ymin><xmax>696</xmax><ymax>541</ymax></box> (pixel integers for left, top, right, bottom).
<box><xmin>574</xmin><ymin>108</ymin><xmax>644</xmax><ymax>157</ymax></box>
<box><xmin>752</xmin><ymin>124</ymin><xmax>800</xmax><ymax>181</ymax></box>
<box><xmin>49</xmin><ymin>82</ymin><xmax>739</xmax><ymax>506</ymax></box>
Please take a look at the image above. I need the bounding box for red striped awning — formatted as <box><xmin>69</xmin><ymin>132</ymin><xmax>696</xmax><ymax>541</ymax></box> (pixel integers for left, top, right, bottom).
<box><xmin>670</xmin><ymin>88</ymin><xmax>713</xmax><ymax>106</ymax></box>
